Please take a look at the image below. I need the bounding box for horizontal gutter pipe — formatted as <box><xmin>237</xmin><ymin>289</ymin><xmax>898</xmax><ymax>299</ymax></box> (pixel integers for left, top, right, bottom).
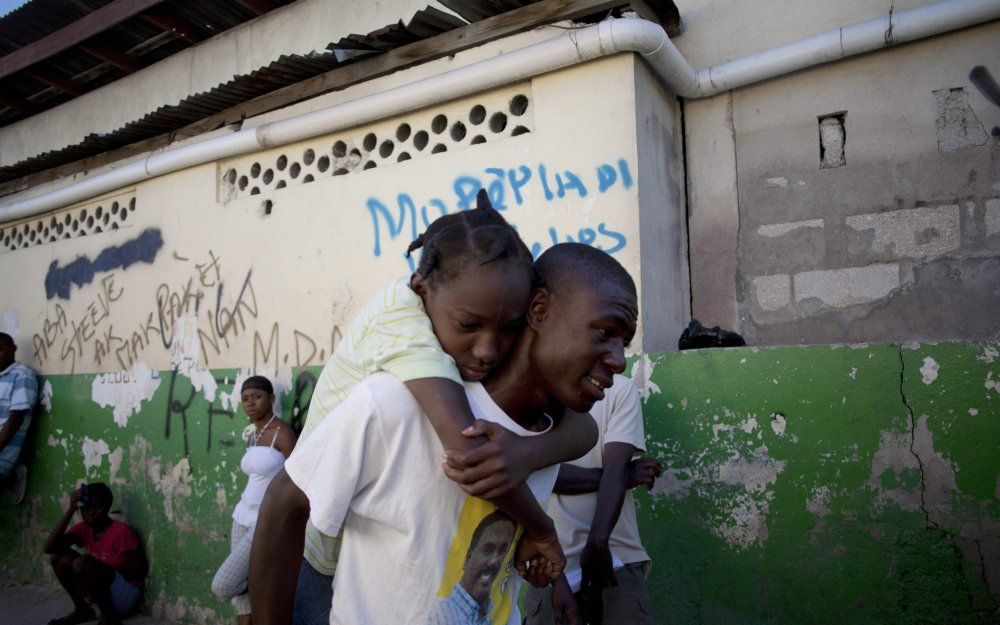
<box><xmin>2</xmin><ymin>0</ymin><xmax>997</xmax><ymax>221</ymax></box>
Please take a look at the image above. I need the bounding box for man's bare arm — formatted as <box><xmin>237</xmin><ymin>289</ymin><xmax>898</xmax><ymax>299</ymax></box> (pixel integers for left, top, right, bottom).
<box><xmin>249</xmin><ymin>470</ymin><xmax>309</xmax><ymax>625</ymax></box>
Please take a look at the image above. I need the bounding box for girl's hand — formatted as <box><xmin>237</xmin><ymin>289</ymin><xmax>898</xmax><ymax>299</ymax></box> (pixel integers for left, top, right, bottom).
<box><xmin>441</xmin><ymin>420</ymin><xmax>532</xmax><ymax>498</ymax></box>
<box><xmin>627</xmin><ymin>457</ymin><xmax>663</xmax><ymax>490</ymax></box>
<box><xmin>551</xmin><ymin>575</ymin><xmax>582</xmax><ymax>625</ymax></box>
<box><xmin>514</xmin><ymin>530</ymin><xmax>566</xmax><ymax>585</ymax></box>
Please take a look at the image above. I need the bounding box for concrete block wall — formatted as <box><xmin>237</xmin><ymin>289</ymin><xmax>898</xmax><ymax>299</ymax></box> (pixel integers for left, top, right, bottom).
<box><xmin>681</xmin><ymin>6</ymin><xmax>1000</xmax><ymax>345</ymax></box>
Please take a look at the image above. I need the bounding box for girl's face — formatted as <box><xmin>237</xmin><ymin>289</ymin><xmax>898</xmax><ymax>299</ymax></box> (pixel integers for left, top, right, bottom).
<box><xmin>413</xmin><ymin>263</ymin><xmax>531</xmax><ymax>381</ymax></box>
<box><xmin>241</xmin><ymin>388</ymin><xmax>274</xmax><ymax>422</ymax></box>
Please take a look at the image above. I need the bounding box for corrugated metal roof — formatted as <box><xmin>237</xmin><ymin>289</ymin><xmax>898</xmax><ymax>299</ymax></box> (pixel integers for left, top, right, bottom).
<box><xmin>0</xmin><ymin>0</ymin><xmax>679</xmax><ymax>187</ymax></box>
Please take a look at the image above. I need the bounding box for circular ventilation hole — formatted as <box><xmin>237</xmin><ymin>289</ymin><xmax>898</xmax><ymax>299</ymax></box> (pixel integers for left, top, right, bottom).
<box><xmin>49</xmin><ymin>216</ymin><xmax>57</xmax><ymax>227</ymax></box>
<box><xmin>71</xmin><ymin>220</ymin><xmax>79</xmax><ymax>232</ymax></box>
<box><xmin>129</xmin><ymin>198</ymin><xmax>135</xmax><ymax>210</ymax></box>
<box><xmin>263</xmin><ymin>169</ymin><xmax>274</xmax><ymax>184</ymax></box>
<box><xmin>93</xmin><ymin>226</ymin><xmax>103</xmax><ymax>234</ymax></box>
<box><xmin>509</xmin><ymin>95</ymin><xmax>529</xmax><ymax>116</ymax></box>
<box><xmin>95</xmin><ymin>206</ymin><xmax>103</xmax><ymax>219</ymax></box>
<box><xmin>317</xmin><ymin>155</ymin><xmax>330</xmax><ymax>172</ymax></box>
<box><xmin>489</xmin><ymin>112</ymin><xmax>508</xmax><ymax>133</ymax></box>
<box><xmin>303</xmin><ymin>174</ymin><xmax>315</xmax><ymax>183</ymax></box>
<box><xmin>251</xmin><ymin>163</ymin><xmax>261</xmax><ymax>178</ymax></box>
<box><xmin>511</xmin><ymin>126</ymin><xmax>530</xmax><ymax>137</ymax></box>
<box><xmin>102</xmin><ymin>213</ymin><xmax>110</xmax><ymax>225</ymax></box>
<box><xmin>56</xmin><ymin>223</ymin><xmax>64</xmax><ymax>234</ymax></box>
<box><xmin>64</xmin><ymin>214</ymin><xmax>72</xmax><ymax>225</ymax></box>
<box><xmin>397</xmin><ymin>152</ymin><xmax>411</xmax><ymax>162</ymax></box>
<box><xmin>289</xmin><ymin>163</ymin><xmax>301</xmax><ymax>178</ymax></box>
<box><xmin>379</xmin><ymin>140</ymin><xmax>394</xmax><ymax>158</ymax></box>
<box><xmin>29</xmin><ymin>231</ymin><xmax>36</xmax><ymax>242</ymax></box>
<box><xmin>86</xmin><ymin>216</ymin><xmax>94</xmax><ymax>228</ymax></box>
<box><xmin>111</xmin><ymin>223</ymin><xmax>119</xmax><ymax>231</ymax></box>
<box><xmin>333</xmin><ymin>168</ymin><xmax>349</xmax><ymax>176</ymax></box>
<box><xmin>276</xmin><ymin>155</ymin><xmax>288</xmax><ymax>171</ymax></box>
<box><xmin>78</xmin><ymin>210</ymin><xmax>87</xmax><ymax>222</ymax></box>
<box><xmin>110</xmin><ymin>202</ymin><xmax>119</xmax><ymax>215</ymax></box>
<box><xmin>469</xmin><ymin>105</ymin><xmax>486</xmax><ymax>125</ymax></box>
<box><xmin>250</xmin><ymin>187</ymin><xmax>261</xmax><ymax>195</ymax></box>
<box><xmin>332</xmin><ymin>141</ymin><xmax>347</xmax><ymax>157</ymax></box>
<box><xmin>363</xmin><ymin>133</ymin><xmax>377</xmax><ymax>152</ymax></box>
<box><xmin>413</xmin><ymin>130</ymin><xmax>429</xmax><ymax>151</ymax></box>
<box><xmin>226</xmin><ymin>168</ymin><xmax>237</xmax><ymax>184</ymax></box>
<box><xmin>303</xmin><ymin>149</ymin><xmax>315</xmax><ymax>165</ymax></box>
<box><xmin>431</xmin><ymin>144</ymin><xmax>447</xmax><ymax>154</ymax></box>
<box><xmin>263</xmin><ymin>200</ymin><xmax>273</xmax><ymax>215</ymax></box>
<box><xmin>119</xmin><ymin>208</ymin><xmax>128</xmax><ymax>221</ymax></box>
<box><xmin>238</xmin><ymin>176</ymin><xmax>249</xmax><ymax>190</ymax></box>
<box><xmin>42</xmin><ymin>226</ymin><xmax>49</xmax><ymax>238</ymax></box>
<box><xmin>396</xmin><ymin>124</ymin><xmax>411</xmax><ymax>142</ymax></box>
<box><xmin>431</xmin><ymin>114</ymin><xmax>448</xmax><ymax>134</ymax></box>
<box><xmin>450</xmin><ymin>122</ymin><xmax>466</xmax><ymax>142</ymax></box>
<box><xmin>363</xmin><ymin>161</ymin><xmax>377</xmax><ymax>170</ymax></box>
<box><xmin>470</xmin><ymin>135</ymin><xmax>486</xmax><ymax>145</ymax></box>
<box><xmin>276</xmin><ymin>180</ymin><xmax>287</xmax><ymax>189</ymax></box>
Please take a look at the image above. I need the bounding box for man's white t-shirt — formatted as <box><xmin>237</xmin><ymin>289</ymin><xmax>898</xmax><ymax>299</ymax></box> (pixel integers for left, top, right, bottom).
<box><xmin>285</xmin><ymin>373</ymin><xmax>559</xmax><ymax>625</ymax></box>
<box><xmin>545</xmin><ymin>374</ymin><xmax>650</xmax><ymax>592</ymax></box>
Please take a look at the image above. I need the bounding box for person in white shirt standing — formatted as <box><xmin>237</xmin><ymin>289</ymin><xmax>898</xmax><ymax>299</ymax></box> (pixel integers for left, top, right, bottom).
<box><xmin>523</xmin><ymin>374</ymin><xmax>662</xmax><ymax>625</ymax></box>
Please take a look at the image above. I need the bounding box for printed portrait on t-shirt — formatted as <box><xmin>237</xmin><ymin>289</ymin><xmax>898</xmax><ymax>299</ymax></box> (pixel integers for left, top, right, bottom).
<box><xmin>428</xmin><ymin>499</ymin><xmax>521</xmax><ymax>625</ymax></box>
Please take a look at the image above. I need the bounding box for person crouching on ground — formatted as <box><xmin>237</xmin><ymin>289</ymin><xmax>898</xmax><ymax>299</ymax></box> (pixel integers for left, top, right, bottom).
<box><xmin>44</xmin><ymin>482</ymin><xmax>146</xmax><ymax>625</ymax></box>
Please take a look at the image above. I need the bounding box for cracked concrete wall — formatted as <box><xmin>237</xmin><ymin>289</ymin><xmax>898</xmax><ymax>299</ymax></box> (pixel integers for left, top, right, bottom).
<box><xmin>680</xmin><ymin>4</ymin><xmax>1000</xmax><ymax>344</ymax></box>
<box><xmin>2</xmin><ymin>341</ymin><xmax>996</xmax><ymax>625</ymax></box>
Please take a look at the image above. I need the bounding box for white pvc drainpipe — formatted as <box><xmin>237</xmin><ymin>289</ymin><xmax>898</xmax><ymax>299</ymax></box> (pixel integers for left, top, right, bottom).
<box><xmin>2</xmin><ymin>0</ymin><xmax>998</xmax><ymax>221</ymax></box>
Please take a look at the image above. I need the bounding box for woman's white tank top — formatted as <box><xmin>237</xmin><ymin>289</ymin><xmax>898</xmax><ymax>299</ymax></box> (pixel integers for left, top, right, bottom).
<box><xmin>231</xmin><ymin>431</ymin><xmax>285</xmax><ymax>526</ymax></box>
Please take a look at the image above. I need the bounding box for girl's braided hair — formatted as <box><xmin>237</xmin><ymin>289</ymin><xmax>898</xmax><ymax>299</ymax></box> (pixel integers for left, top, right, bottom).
<box><xmin>406</xmin><ymin>189</ymin><xmax>538</xmax><ymax>286</ymax></box>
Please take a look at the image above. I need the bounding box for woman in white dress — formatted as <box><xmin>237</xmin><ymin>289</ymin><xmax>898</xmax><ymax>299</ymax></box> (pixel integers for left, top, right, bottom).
<box><xmin>212</xmin><ymin>376</ymin><xmax>296</xmax><ymax>625</ymax></box>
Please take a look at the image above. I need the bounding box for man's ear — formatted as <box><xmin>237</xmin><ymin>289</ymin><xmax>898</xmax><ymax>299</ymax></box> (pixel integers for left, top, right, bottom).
<box><xmin>409</xmin><ymin>273</ymin><xmax>429</xmax><ymax>298</ymax></box>
<box><xmin>527</xmin><ymin>287</ymin><xmax>551</xmax><ymax>330</ymax></box>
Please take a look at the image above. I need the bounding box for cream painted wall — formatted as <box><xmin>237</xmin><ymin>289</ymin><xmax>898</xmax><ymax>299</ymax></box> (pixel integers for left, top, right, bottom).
<box><xmin>0</xmin><ymin>53</ymin><xmax>669</xmax><ymax>378</ymax></box>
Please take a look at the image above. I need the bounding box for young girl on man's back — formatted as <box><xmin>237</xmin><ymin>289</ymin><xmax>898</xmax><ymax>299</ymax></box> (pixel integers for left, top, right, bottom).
<box><xmin>283</xmin><ymin>190</ymin><xmax>595</xmax><ymax>625</ymax></box>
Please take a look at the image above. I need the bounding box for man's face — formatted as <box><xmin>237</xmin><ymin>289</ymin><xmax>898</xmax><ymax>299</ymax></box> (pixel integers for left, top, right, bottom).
<box><xmin>81</xmin><ymin>501</ymin><xmax>109</xmax><ymax>527</ymax></box>
<box><xmin>459</xmin><ymin>519</ymin><xmax>516</xmax><ymax>604</ymax></box>
<box><xmin>0</xmin><ymin>337</ymin><xmax>15</xmax><ymax>370</ymax></box>
<box><xmin>530</xmin><ymin>280</ymin><xmax>638</xmax><ymax>413</ymax></box>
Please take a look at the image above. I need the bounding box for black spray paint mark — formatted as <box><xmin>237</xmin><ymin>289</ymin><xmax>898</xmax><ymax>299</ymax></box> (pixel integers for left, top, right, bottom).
<box><xmin>969</xmin><ymin>66</ymin><xmax>1000</xmax><ymax>109</ymax></box>
<box><xmin>289</xmin><ymin>370</ymin><xmax>317</xmax><ymax>435</ymax></box>
<box><xmin>45</xmin><ymin>228</ymin><xmax>163</xmax><ymax>300</ymax></box>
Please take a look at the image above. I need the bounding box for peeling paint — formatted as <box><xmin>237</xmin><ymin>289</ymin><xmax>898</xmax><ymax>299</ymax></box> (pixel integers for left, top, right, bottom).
<box><xmin>81</xmin><ymin>437</ymin><xmax>110</xmax><ymax>473</ymax></box>
<box><xmin>920</xmin><ymin>357</ymin><xmax>939</xmax><ymax>385</ymax></box>
<box><xmin>770</xmin><ymin>412</ymin><xmax>787</xmax><ymax>437</ymax></box>
<box><xmin>91</xmin><ymin>363</ymin><xmax>161</xmax><ymax>427</ymax></box>
<box><xmin>869</xmin><ymin>429</ymin><xmax>921</xmax><ymax>512</ymax></box>
<box><xmin>41</xmin><ymin>380</ymin><xmax>53</xmax><ymax>412</ymax></box>
<box><xmin>986</xmin><ymin>371</ymin><xmax>1000</xmax><ymax>395</ymax></box>
<box><xmin>806</xmin><ymin>485</ymin><xmax>833</xmax><ymax>517</ymax></box>
<box><xmin>107</xmin><ymin>446</ymin><xmax>125</xmax><ymax>485</ymax></box>
<box><xmin>977</xmin><ymin>344</ymin><xmax>998</xmax><ymax>363</ymax></box>
<box><xmin>629</xmin><ymin>353</ymin><xmax>662</xmax><ymax>400</ymax></box>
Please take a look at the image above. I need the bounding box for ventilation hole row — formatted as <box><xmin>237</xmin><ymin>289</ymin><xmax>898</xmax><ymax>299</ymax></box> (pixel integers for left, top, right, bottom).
<box><xmin>1</xmin><ymin>198</ymin><xmax>133</xmax><ymax>253</ymax></box>
<box><xmin>222</xmin><ymin>94</ymin><xmax>533</xmax><ymax>200</ymax></box>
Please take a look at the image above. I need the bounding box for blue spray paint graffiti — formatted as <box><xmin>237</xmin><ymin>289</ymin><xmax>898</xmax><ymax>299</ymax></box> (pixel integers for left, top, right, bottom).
<box><xmin>367</xmin><ymin>159</ymin><xmax>633</xmax><ymax>270</ymax></box>
<box><xmin>45</xmin><ymin>228</ymin><xmax>164</xmax><ymax>300</ymax></box>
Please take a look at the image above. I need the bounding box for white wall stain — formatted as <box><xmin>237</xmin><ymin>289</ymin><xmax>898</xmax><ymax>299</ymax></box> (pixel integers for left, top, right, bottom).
<box><xmin>976</xmin><ymin>344</ymin><xmax>998</xmax><ymax>364</ymax></box>
<box><xmin>920</xmin><ymin>357</ymin><xmax>939</xmax><ymax>385</ymax></box>
<box><xmin>46</xmin><ymin>434</ymin><xmax>69</xmax><ymax>451</ymax></box>
<box><xmin>107</xmin><ymin>446</ymin><xmax>126</xmax><ymax>485</ymax></box>
<box><xmin>40</xmin><ymin>380</ymin><xmax>53</xmax><ymax>412</ymax></box>
<box><xmin>770</xmin><ymin>413</ymin><xmax>787</xmax><ymax>437</ymax></box>
<box><xmin>849</xmin><ymin>367</ymin><xmax>858</xmax><ymax>380</ymax></box>
<box><xmin>81</xmin><ymin>436</ymin><xmax>110</xmax><ymax>473</ymax></box>
<box><xmin>986</xmin><ymin>371</ymin><xmax>1000</xmax><ymax>395</ymax></box>
<box><xmin>911</xmin><ymin>414</ymin><xmax>959</xmax><ymax>523</ymax></box>
<box><xmin>91</xmin><ymin>362</ymin><xmax>162</xmax><ymax>427</ymax></box>
<box><xmin>172</xmin><ymin>315</ymin><xmax>219</xmax><ymax>403</ymax></box>
<box><xmin>629</xmin><ymin>353</ymin><xmax>662</xmax><ymax>400</ymax></box>
<box><xmin>969</xmin><ymin>408</ymin><xmax>978</xmax><ymax>416</ymax></box>
<box><xmin>806</xmin><ymin>485</ymin><xmax>833</xmax><ymax>517</ymax></box>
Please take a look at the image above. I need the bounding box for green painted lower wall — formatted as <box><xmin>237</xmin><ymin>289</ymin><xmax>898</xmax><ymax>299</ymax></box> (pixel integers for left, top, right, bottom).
<box><xmin>1</xmin><ymin>342</ymin><xmax>997</xmax><ymax>624</ymax></box>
